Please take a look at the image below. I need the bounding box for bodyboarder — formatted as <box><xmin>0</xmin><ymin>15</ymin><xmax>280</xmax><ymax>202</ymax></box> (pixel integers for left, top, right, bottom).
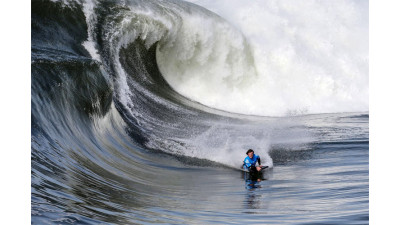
<box><xmin>243</xmin><ymin>149</ymin><xmax>263</xmax><ymax>172</ymax></box>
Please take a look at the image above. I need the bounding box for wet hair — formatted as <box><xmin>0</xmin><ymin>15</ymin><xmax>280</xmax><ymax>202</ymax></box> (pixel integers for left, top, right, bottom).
<box><xmin>246</xmin><ymin>149</ymin><xmax>254</xmax><ymax>155</ymax></box>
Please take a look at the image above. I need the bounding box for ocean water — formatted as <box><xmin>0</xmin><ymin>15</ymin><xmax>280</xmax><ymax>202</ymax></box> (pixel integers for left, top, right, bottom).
<box><xmin>31</xmin><ymin>0</ymin><xmax>369</xmax><ymax>224</ymax></box>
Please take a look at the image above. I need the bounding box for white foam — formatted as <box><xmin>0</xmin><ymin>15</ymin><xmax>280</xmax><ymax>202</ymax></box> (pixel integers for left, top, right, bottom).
<box><xmin>82</xmin><ymin>0</ymin><xmax>101</xmax><ymax>62</ymax></box>
<box><xmin>156</xmin><ymin>0</ymin><xmax>369</xmax><ymax>116</ymax></box>
<box><xmin>102</xmin><ymin>1</ymin><xmax>324</xmax><ymax>165</ymax></box>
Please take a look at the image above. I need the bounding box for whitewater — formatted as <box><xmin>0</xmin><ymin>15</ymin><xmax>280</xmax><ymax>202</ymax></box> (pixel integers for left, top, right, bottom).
<box><xmin>160</xmin><ymin>0</ymin><xmax>368</xmax><ymax>116</ymax></box>
<box><xmin>31</xmin><ymin>0</ymin><xmax>369</xmax><ymax>224</ymax></box>
<box><xmin>80</xmin><ymin>0</ymin><xmax>368</xmax><ymax>116</ymax></box>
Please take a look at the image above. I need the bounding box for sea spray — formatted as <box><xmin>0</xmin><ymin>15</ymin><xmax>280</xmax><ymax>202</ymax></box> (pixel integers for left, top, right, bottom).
<box><xmin>160</xmin><ymin>0</ymin><xmax>369</xmax><ymax>116</ymax></box>
<box><xmin>82</xmin><ymin>0</ymin><xmax>101</xmax><ymax>62</ymax></box>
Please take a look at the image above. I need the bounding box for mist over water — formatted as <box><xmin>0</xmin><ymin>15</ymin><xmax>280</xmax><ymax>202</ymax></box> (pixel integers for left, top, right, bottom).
<box><xmin>158</xmin><ymin>0</ymin><xmax>369</xmax><ymax>116</ymax></box>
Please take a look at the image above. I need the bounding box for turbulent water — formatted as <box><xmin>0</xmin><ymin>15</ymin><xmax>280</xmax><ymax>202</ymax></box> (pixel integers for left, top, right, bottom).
<box><xmin>31</xmin><ymin>0</ymin><xmax>369</xmax><ymax>224</ymax></box>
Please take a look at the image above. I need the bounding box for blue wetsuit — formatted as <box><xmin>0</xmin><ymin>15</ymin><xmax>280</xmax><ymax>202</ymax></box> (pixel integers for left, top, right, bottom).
<box><xmin>243</xmin><ymin>154</ymin><xmax>261</xmax><ymax>171</ymax></box>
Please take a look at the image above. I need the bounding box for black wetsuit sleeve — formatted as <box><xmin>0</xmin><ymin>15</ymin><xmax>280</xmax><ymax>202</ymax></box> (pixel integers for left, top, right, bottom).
<box><xmin>258</xmin><ymin>157</ymin><xmax>261</xmax><ymax>165</ymax></box>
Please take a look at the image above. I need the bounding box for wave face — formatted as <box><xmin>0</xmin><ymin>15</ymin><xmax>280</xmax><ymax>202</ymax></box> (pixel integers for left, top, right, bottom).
<box><xmin>32</xmin><ymin>0</ymin><xmax>369</xmax><ymax>224</ymax></box>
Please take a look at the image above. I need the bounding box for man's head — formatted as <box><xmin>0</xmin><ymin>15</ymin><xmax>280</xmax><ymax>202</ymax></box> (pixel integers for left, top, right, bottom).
<box><xmin>246</xmin><ymin>149</ymin><xmax>254</xmax><ymax>158</ymax></box>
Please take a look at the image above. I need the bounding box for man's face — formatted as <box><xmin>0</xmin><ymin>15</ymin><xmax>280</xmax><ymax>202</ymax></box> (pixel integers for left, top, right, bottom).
<box><xmin>248</xmin><ymin>151</ymin><xmax>254</xmax><ymax>158</ymax></box>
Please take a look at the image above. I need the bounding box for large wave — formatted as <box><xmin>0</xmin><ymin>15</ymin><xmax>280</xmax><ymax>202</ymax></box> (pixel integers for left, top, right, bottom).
<box><xmin>80</xmin><ymin>0</ymin><xmax>368</xmax><ymax>117</ymax></box>
<box><xmin>32</xmin><ymin>0</ymin><xmax>368</xmax><ymax>167</ymax></box>
<box><xmin>33</xmin><ymin>0</ymin><xmax>370</xmax><ymax>176</ymax></box>
<box><xmin>31</xmin><ymin>1</ymin><xmax>369</xmax><ymax>222</ymax></box>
